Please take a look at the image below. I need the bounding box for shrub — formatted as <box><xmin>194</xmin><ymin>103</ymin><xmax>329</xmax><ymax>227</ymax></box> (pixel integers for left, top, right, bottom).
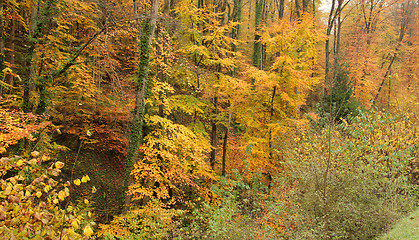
<box><xmin>0</xmin><ymin>152</ymin><xmax>95</xmax><ymax>239</ymax></box>
<box><xmin>98</xmin><ymin>199</ymin><xmax>183</xmax><ymax>239</ymax></box>
<box><xmin>278</xmin><ymin>110</ymin><xmax>418</xmax><ymax>239</ymax></box>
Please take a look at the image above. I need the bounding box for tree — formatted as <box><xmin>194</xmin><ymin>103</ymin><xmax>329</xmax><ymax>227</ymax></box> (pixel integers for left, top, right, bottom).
<box><xmin>123</xmin><ymin>0</ymin><xmax>159</xmax><ymax>213</ymax></box>
<box><xmin>372</xmin><ymin>0</ymin><xmax>416</xmax><ymax>108</ymax></box>
<box><xmin>253</xmin><ymin>0</ymin><xmax>265</xmax><ymax>72</ymax></box>
<box><xmin>318</xmin><ymin>63</ymin><xmax>359</xmax><ymax>123</ymax></box>
<box><xmin>324</xmin><ymin>0</ymin><xmax>351</xmax><ymax>80</ymax></box>
<box><xmin>236</xmin><ymin>14</ymin><xmax>323</xmax><ymax>183</ymax></box>
<box><xmin>173</xmin><ymin>0</ymin><xmax>239</xmax><ymax>173</ymax></box>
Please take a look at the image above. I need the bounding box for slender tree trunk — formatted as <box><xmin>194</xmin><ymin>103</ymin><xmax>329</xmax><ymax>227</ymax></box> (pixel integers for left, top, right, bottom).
<box><xmin>387</xmin><ymin>70</ymin><xmax>391</xmax><ymax>110</ymax></box>
<box><xmin>22</xmin><ymin>0</ymin><xmax>47</xmax><ymax>113</ymax></box>
<box><xmin>325</xmin><ymin>0</ymin><xmax>336</xmax><ymax>83</ymax></box>
<box><xmin>231</xmin><ymin>0</ymin><xmax>242</xmax><ymax>76</ymax></box>
<box><xmin>270</xmin><ymin>87</ymin><xmax>277</xmax><ymax>117</ymax></box>
<box><xmin>198</xmin><ymin>0</ymin><xmax>204</xmax><ymax>9</ymax></box>
<box><xmin>268</xmin><ymin>86</ymin><xmax>276</xmax><ymax>152</ymax></box>
<box><xmin>251</xmin><ymin>0</ymin><xmax>265</xmax><ymax>90</ymax></box>
<box><xmin>154</xmin><ymin>26</ymin><xmax>167</xmax><ymax>117</ymax></box>
<box><xmin>0</xmin><ymin>2</ymin><xmax>4</xmax><ymax>73</ymax></box>
<box><xmin>6</xmin><ymin>19</ymin><xmax>15</xmax><ymax>89</ymax></box>
<box><xmin>303</xmin><ymin>0</ymin><xmax>309</xmax><ymax>12</ymax></box>
<box><xmin>372</xmin><ymin>1</ymin><xmax>412</xmax><ymax>107</ymax></box>
<box><xmin>333</xmin><ymin>0</ymin><xmax>344</xmax><ymax>62</ymax></box>
<box><xmin>216</xmin><ymin>0</ymin><xmax>228</xmax><ymax>24</ymax></box>
<box><xmin>209</xmin><ymin>95</ymin><xmax>218</xmax><ymax>170</ymax></box>
<box><xmin>253</xmin><ymin>0</ymin><xmax>264</xmax><ymax>70</ymax></box>
<box><xmin>34</xmin><ymin>0</ymin><xmax>57</xmax><ymax>114</ymax></box>
<box><xmin>295</xmin><ymin>0</ymin><xmax>301</xmax><ymax>19</ymax></box>
<box><xmin>372</xmin><ymin>54</ymin><xmax>396</xmax><ymax>106</ymax></box>
<box><xmin>123</xmin><ymin>0</ymin><xmax>159</xmax><ymax>214</ymax></box>
<box><xmin>221</xmin><ymin>111</ymin><xmax>231</xmax><ymax>176</ymax></box>
<box><xmin>22</xmin><ymin>14</ymin><xmax>39</xmax><ymax>113</ymax></box>
<box><xmin>278</xmin><ymin>0</ymin><xmax>285</xmax><ymax>19</ymax></box>
<box><xmin>231</xmin><ymin>0</ymin><xmax>242</xmax><ymax>43</ymax></box>
<box><xmin>0</xmin><ymin>3</ymin><xmax>4</xmax><ymax>97</ymax></box>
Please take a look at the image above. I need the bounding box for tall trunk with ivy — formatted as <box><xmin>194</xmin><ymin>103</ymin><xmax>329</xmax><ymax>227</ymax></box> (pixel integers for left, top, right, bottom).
<box><xmin>35</xmin><ymin>0</ymin><xmax>59</xmax><ymax>114</ymax></box>
<box><xmin>22</xmin><ymin>1</ymin><xmax>43</xmax><ymax>112</ymax></box>
<box><xmin>20</xmin><ymin>0</ymin><xmax>56</xmax><ymax>113</ymax></box>
<box><xmin>0</xmin><ymin>2</ymin><xmax>4</xmax><ymax>73</ymax></box>
<box><xmin>123</xmin><ymin>0</ymin><xmax>159</xmax><ymax>213</ymax></box>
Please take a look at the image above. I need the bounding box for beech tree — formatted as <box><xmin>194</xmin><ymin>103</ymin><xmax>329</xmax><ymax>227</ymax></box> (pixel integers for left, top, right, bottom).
<box><xmin>123</xmin><ymin>0</ymin><xmax>159</xmax><ymax>213</ymax></box>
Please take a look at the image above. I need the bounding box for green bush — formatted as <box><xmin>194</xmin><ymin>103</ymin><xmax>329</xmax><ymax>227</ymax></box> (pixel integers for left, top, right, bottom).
<box><xmin>279</xmin><ymin>111</ymin><xmax>418</xmax><ymax>239</ymax></box>
<box><xmin>175</xmin><ymin>172</ymin><xmax>278</xmax><ymax>240</ymax></box>
<box><xmin>317</xmin><ymin>63</ymin><xmax>359</xmax><ymax>126</ymax></box>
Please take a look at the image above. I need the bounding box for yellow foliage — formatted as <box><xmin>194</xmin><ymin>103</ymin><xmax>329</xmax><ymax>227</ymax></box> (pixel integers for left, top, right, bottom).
<box><xmin>129</xmin><ymin>115</ymin><xmax>215</xmax><ymax>204</ymax></box>
<box><xmin>0</xmin><ymin>153</ymin><xmax>95</xmax><ymax>239</ymax></box>
<box><xmin>98</xmin><ymin>199</ymin><xmax>183</xmax><ymax>239</ymax></box>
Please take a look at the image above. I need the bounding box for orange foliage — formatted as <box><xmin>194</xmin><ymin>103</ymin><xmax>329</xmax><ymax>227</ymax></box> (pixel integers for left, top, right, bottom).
<box><xmin>0</xmin><ymin>109</ymin><xmax>50</xmax><ymax>154</ymax></box>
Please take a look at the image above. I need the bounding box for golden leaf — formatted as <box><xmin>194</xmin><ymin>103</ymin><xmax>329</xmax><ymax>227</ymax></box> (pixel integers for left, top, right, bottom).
<box><xmin>55</xmin><ymin>161</ymin><xmax>65</xmax><ymax>169</ymax></box>
<box><xmin>16</xmin><ymin>160</ymin><xmax>24</xmax><ymax>167</ymax></box>
<box><xmin>73</xmin><ymin>179</ymin><xmax>81</xmax><ymax>186</ymax></box>
<box><xmin>36</xmin><ymin>191</ymin><xmax>42</xmax><ymax>198</ymax></box>
<box><xmin>83</xmin><ymin>225</ymin><xmax>94</xmax><ymax>237</ymax></box>
<box><xmin>81</xmin><ymin>175</ymin><xmax>90</xmax><ymax>183</ymax></box>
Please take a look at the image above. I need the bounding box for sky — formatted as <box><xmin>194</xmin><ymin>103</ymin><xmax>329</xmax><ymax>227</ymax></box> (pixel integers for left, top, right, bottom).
<box><xmin>319</xmin><ymin>0</ymin><xmax>332</xmax><ymax>13</ymax></box>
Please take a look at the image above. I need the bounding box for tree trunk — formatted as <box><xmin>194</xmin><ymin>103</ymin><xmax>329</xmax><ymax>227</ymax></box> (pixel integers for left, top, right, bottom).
<box><xmin>123</xmin><ymin>0</ymin><xmax>159</xmax><ymax>214</ymax></box>
<box><xmin>335</xmin><ymin>10</ymin><xmax>342</xmax><ymax>57</ymax></box>
<box><xmin>22</xmin><ymin>6</ymin><xmax>40</xmax><ymax>112</ymax></box>
<box><xmin>6</xmin><ymin>19</ymin><xmax>15</xmax><ymax>89</ymax></box>
<box><xmin>253</xmin><ymin>0</ymin><xmax>264</xmax><ymax>70</ymax></box>
<box><xmin>295</xmin><ymin>0</ymin><xmax>301</xmax><ymax>19</ymax></box>
<box><xmin>209</xmin><ymin>95</ymin><xmax>218</xmax><ymax>170</ymax></box>
<box><xmin>372</xmin><ymin>1</ymin><xmax>412</xmax><ymax>107</ymax></box>
<box><xmin>372</xmin><ymin>54</ymin><xmax>396</xmax><ymax>106</ymax></box>
<box><xmin>278</xmin><ymin>0</ymin><xmax>285</xmax><ymax>19</ymax></box>
<box><xmin>34</xmin><ymin>0</ymin><xmax>58</xmax><ymax>114</ymax></box>
<box><xmin>0</xmin><ymin>2</ymin><xmax>4</xmax><ymax>73</ymax></box>
<box><xmin>231</xmin><ymin>0</ymin><xmax>242</xmax><ymax>76</ymax></box>
<box><xmin>333</xmin><ymin>0</ymin><xmax>344</xmax><ymax>60</ymax></box>
<box><xmin>198</xmin><ymin>0</ymin><xmax>204</xmax><ymax>9</ymax></box>
<box><xmin>325</xmin><ymin>0</ymin><xmax>336</xmax><ymax>83</ymax></box>
<box><xmin>302</xmin><ymin>0</ymin><xmax>310</xmax><ymax>12</ymax></box>
<box><xmin>221</xmin><ymin>112</ymin><xmax>231</xmax><ymax>176</ymax></box>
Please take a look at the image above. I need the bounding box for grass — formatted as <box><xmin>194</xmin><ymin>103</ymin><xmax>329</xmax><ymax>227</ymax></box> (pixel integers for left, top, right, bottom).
<box><xmin>379</xmin><ymin>207</ymin><xmax>419</xmax><ymax>240</ymax></box>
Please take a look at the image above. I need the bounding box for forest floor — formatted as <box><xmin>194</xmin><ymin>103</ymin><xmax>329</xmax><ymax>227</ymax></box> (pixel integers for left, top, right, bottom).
<box><xmin>59</xmin><ymin>149</ymin><xmax>125</xmax><ymax>223</ymax></box>
<box><xmin>379</xmin><ymin>207</ymin><xmax>419</xmax><ymax>240</ymax></box>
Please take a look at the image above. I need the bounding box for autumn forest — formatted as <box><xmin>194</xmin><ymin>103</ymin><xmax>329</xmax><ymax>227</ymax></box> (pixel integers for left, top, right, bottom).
<box><xmin>0</xmin><ymin>0</ymin><xmax>418</xmax><ymax>239</ymax></box>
